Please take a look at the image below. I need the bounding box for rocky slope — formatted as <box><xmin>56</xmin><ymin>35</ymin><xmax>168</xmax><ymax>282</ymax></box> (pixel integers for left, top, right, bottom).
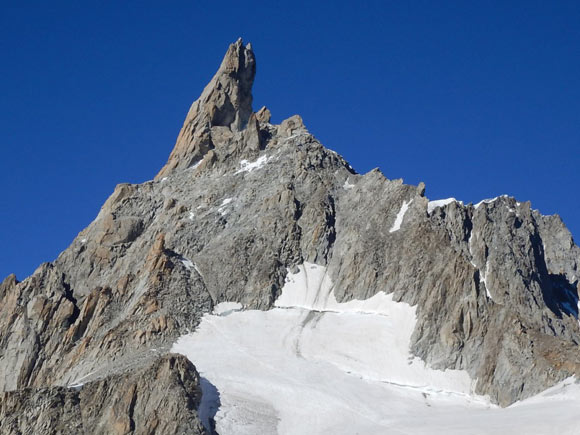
<box><xmin>0</xmin><ymin>38</ymin><xmax>579</xmax><ymax>432</ymax></box>
<box><xmin>0</xmin><ymin>354</ymin><xmax>204</xmax><ymax>435</ymax></box>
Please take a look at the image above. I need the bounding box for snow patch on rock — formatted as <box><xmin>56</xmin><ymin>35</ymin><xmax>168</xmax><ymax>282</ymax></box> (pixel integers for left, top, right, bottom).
<box><xmin>343</xmin><ymin>179</ymin><xmax>355</xmax><ymax>190</ymax></box>
<box><xmin>427</xmin><ymin>198</ymin><xmax>463</xmax><ymax>214</ymax></box>
<box><xmin>480</xmin><ymin>261</ymin><xmax>493</xmax><ymax>300</ymax></box>
<box><xmin>235</xmin><ymin>156</ymin><xmax>271</xmax><ymax>174</ymax></box>
<box><xmin>218</xmin><ymin>198</ymin><xmax>233</xmax><ymax>216</ymax></box>
<box><xmin>389</xmin><ymin>200</ymin><xmax>413</xmax><ymax>233</ymax></box>
<box><xmin>181</xmin><ymin>258</ymin><xmax>194</xmax><ymax>271</ymax></box>
<box><xmin>474</xmin><ymin>195</ymin><xmax>509</xmax><ymax>209</ymax></box>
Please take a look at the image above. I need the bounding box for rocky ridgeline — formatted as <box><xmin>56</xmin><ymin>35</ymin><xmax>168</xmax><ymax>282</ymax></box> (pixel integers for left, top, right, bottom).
<box><xmin>0</xmin><ymin>39</ymin><xmax>578</xmax><ymax>432</ymax></box>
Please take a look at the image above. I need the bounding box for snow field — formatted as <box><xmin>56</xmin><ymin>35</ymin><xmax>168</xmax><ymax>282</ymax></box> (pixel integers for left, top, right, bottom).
<box><xmin>172</xmin><ymin>263</ymin><xmax>580</xmax><ymax>434</ymax></box>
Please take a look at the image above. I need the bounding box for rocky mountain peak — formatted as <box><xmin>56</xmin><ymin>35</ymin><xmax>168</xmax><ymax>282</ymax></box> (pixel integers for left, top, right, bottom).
<box><xmin>156</xmin><ymin>39</ymin><xmax>256</xmax><ymax>179</ymax></box>
<box><xmin>2</xmin><ymin>38</ymin><xmax>580</xmax><ymax>433</ymax></box>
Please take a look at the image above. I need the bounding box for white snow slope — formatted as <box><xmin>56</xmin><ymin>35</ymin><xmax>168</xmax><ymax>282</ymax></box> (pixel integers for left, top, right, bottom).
<box><xmin>172</xmin><ymin>263</ymin><xmax>580</xmax><ymax>435</ymax></box>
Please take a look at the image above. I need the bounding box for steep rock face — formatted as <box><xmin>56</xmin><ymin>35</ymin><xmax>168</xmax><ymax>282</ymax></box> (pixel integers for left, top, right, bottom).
<box><xmin>156</xmin><ymin>38</ymin><xmax>256</xmax><ymax>179</ymax></box>
<box><xmin>326</xmin><ymin>176</ymin><xmax>580</xmax><ymax>404</ymax></box>
<box><xmin>0</xmin><ymin>354</ymin><xmax>205</xmax><ymax>435</ymax></box>
<box><xmin>0</xmin><ymin>38</ymin><xmax>579</xmax><ymax>432</ymax></box>
<box><xmin>0</xmin><ymin>264</ymin><xmax>78</xmax><ymax>392</ymax></box>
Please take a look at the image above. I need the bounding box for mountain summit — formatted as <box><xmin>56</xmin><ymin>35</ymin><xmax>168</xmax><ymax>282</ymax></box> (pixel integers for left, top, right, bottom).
<box><xmin>1</xmin><ymin>40</ymin><xmax>579</xmax><ymax>434</ymax></box>
<box><xmin>157</xmin><ymin>38</ymin><xmax>257</xmax><ymax>178</ymax></box>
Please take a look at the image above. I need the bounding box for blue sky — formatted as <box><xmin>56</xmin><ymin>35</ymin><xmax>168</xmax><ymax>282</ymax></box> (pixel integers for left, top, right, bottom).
<box><xmin>1</xmin><ymin>1</ymin><xmax>579</xmax><ymax>280</ymax></box>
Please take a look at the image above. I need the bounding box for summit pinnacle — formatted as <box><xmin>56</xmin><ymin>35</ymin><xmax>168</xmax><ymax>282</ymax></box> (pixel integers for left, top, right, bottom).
<box><xmin>156</xmin><ymin>39</ymin><xmax>256</xmax><ymax>179</ymax></box>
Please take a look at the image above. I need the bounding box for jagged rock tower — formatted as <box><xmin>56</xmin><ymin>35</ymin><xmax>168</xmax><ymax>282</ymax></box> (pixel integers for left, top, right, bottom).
<box><xmin>157</xmin><ymin>38</ymin><xmax>257</xmax><ymax>178</ymax></box>
<box><xmin>0</xmin><ymin>39</ymin><xmax>579</xmax><ymax>433</ymax></box>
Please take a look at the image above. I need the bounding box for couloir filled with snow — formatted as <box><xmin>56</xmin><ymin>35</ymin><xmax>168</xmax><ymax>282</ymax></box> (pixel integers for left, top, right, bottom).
<box><xmin>172</xmin><ymin>263</ymin><xmax>580</xmax><ymax>434</ymax></box>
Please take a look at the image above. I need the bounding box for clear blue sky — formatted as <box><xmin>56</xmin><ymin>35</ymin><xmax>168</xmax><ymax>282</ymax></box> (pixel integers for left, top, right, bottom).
<box><xmin>1</xmin><ymin>1</ymin><xmax>579</xmax><ymax>280</ymax></box>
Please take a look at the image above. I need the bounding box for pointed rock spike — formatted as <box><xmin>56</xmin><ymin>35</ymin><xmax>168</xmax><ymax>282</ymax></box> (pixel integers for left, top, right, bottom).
<box><xmin>156</xmin><ymin>39</ymin><xmax>256</xmax><ymax>179</ymax></box>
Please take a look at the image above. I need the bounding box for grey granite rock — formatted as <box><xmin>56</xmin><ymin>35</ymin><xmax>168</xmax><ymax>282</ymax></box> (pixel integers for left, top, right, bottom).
<box><xmin>0</xmin><ymin>354</ymin><xmax>205</xmax><ymax>434</ymax></box>
<box><xmin>156</xmin><ymin>38</ymin><xmax>256</xmax><ymax>179</ymax></box>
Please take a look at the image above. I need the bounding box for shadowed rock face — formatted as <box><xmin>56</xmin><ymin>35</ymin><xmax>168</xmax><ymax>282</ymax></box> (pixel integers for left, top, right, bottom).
<box><xmin>0</xmin><ymin>39</ymin><xmax>579</xmax><ymax>431</ymax></box>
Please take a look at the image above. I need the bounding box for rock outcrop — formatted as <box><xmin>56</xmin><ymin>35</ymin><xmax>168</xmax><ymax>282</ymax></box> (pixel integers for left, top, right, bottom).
<box><xmin>156</xmin><ymin>38</ymin><xmax>256</xmax><ymax>179</ymax></box>
<box><xmin>0</xmin><ymin>38</ymin><xmax>578</xmax><ymax>432</ymax></box>
<box><xmin>0</xmin><ymin>354</ymin><xmax>205</xmax><ymax>434</ymax></box>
